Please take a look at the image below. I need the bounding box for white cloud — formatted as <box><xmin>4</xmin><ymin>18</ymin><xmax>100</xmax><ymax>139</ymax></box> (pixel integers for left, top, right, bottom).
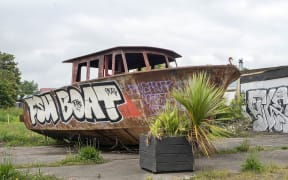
<box><xmin>1</xmin><ymin>0</ymin><xmax>288</xmax><ymax>88</ymax></box>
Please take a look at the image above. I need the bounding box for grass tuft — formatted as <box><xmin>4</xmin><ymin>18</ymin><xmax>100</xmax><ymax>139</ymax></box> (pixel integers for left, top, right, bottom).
<box><xmin>235</xmin><ymin>139</ymin><xmax>250</xmax><ymax>152</ymax></box>
<box><xmin>241</xmin><ymin>153</ymin><xmax>264</xmax><ymax>173</ymax></box>
<box><xmin>79</xmin><ymin>146</ymin><xmax>103</xmax><ymax>162</ymax></box>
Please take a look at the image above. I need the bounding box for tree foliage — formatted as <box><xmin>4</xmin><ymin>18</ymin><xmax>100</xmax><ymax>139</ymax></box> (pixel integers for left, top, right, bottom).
<box><xmin>0</xmin><ymin>52</ymin><xmax>21</xmax><ymax>108</ymax></box>
<box><xmin>19</xmin><ymin>80</ymin><xmax>38</xmax><ymax>98</ymax></box>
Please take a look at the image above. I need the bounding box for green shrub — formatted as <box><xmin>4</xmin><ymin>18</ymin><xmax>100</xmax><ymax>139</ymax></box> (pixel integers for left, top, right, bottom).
<box><xmin>229</xmin><ymin>96</ymin><xmax>245</xmax><ymax>120</ymax></box>
<box><xmin>242</xmin><ymin>153</ymin><xmax>264</xmax><ymax>173</ymax></box>
<box><xmin>79</xmin><ymin>146</ymin><xmax>103</xmax><ymax>162</ymax></box>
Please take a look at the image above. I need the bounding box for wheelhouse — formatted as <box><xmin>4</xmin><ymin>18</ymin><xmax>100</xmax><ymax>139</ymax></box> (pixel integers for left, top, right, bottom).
<box><xmin>63</xmin><ymin>46</ymin><xmax>181</xmax><ymax>83</ymax></box>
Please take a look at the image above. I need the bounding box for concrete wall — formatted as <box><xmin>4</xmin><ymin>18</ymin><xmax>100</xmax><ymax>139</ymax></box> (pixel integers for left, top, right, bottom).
<box><xmin>241</xmin><ymin>77</ymin><xmax>288</xmax><ymax>133</ymax></box>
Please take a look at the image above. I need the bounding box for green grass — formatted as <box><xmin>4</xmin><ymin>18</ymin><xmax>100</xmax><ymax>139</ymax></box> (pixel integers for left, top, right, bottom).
<box><xmin>241</xmin><ymin>153</ymin><xmax>264</xmax><ymax>173</ymax></box>
<box><xmin>0</xmin><ymin>107</ymin><xmax>23</xmax><ymax>123</ymax></box>
<box><xmin>145</xmin><ymin>165</ymin><xmax>288</xmax><ymax>179</ymax></box>
<box><xmin>0</xmin><ymin>121</ymin><xmax>59</xmax><ymax>146</ymax></box>
<box><xmin>0</xmin><ymin>107</ymin><xmax>60</xmax><ymax>146</ymax></box>
<box><xmin>218</xmin><ymin>140</ymin><xmax>288</xmax><ymax>155</ymax></box>
<box><xmin>0</xmin><ymin>159</ymin><xmax>61</xmax><ymax>180</ymax></box>
<box><xmin>192</xmin><ymin>167</ymin><xmax>288</xmax><ymax>180</ymax></box>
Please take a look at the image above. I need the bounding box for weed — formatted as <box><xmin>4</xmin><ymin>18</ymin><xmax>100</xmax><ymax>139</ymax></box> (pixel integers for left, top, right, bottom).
<box><xmin>0</xmin><ymin>160</ymin><xmax>17</xmax><ymax>179</ymax></box>
<box><xmin>253</xmin><ymin>145</ymin><xmax>265</xmax><ymax>152</ymax></box>
<box><xmin>235</xmin><ymin>139</ymin><xmax>250</xmax><ymax>152</ymax></box>
<box><xmin>17</xmin><ymin>147</ymin><xmax>104</xmax><ymax>169</ymax></box>
<box><xmin>193</xmin><ymin>170</ymin><xmax>231</xmax><ymax>179</ymax></box>
<box><xmin>265</xmin><ymin>163</ymin><xmax>280</xmax><ymax>173</ymax></box>
<box><xmin>79</xmin><ymin>146</ymin><xmax>103</xmax><ymax>162</ymax></box>
<box><xmin>0</xmin><ymin>159</ymin><xmax>60</xmax><ymax>180</ymax></box>
<box><xmin>241</xmin><ymin>153</ymin><xmax>264</xmax><ymax>173</ymax></box>
<box><xmin>146</xmin><ymin>175</ymin><xmax>153</xmax><ymax>180</ymax></box>
<box><xmin>281</xmin><ymin>146</ymin><xmax>288</xmax><ymax>150</ymax></box>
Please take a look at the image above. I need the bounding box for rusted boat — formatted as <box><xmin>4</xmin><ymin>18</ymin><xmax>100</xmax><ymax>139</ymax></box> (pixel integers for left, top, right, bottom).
<box><xmin>21</xmin><ymin>46</ymin><xmax>240</xmax><ymax>146</ymax></box>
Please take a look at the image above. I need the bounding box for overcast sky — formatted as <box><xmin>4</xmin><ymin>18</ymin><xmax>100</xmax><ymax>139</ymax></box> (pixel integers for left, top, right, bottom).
<box><xmin>1</xmin><ymin>0</ymin><xmax>288</xmax><ymax>88</ymax></box>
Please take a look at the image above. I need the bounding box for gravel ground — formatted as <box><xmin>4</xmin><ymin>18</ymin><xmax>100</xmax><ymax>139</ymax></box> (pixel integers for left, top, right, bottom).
<box><xmin>0</xmin><ymin>134</ymin><xmax>288</xmax><ymax>180</ymax></box>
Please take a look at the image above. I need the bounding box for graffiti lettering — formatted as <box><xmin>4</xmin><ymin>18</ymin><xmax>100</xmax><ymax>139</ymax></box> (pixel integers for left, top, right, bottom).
<box><xmin>24</xmin><ymin>81</ymin><xmax>125</xmax><ymax>126</ymax></box>
<box><xmin>126</xmin><ymin>80</ymin><xmax>176</xmax><ymax>115</ymax></box>
<box><xmin>246</xmin><ymin>86</ymin><xmax>288</xmax><ymax>133</ymax></box>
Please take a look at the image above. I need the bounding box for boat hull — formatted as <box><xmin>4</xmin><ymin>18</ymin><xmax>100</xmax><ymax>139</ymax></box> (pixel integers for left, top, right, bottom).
<box><xmin>21</xmin><ymin>65</ymin><xmax>240</xmax><ymax>145</ymax></box>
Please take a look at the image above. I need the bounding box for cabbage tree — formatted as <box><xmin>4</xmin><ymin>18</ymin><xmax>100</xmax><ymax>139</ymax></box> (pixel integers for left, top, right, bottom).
<box><xmin>173</xmin><ymin>72</ymin><xmax>231</xmax><ymax>157</ymax></box>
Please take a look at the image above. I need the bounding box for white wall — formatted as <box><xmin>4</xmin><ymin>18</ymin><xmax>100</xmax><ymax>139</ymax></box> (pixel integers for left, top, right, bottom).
<box><xmin>241</xmin><ymin>77</ymin><xmax>288</xmax><ymax>133</ymax></box>
<box><xmin>224</xmin><ymin>91</ymin><xmax>236</xmax><ymax>104</ymax></box>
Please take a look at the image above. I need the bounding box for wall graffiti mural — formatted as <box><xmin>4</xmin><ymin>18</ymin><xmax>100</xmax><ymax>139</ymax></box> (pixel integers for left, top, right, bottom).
<box><xmin>246</xmin><ymin>86</ymin><xmax>288</xmax><ymax>133</ymax></box>
<box><xmin>126</xmin><ymin>80</ymin><xmax>183</xmax><ymax>116</ymax></box>
<box><xmin>24</xmin><ymin>81</ymin><xmax>125</xmax><ymax>126</ymax></box>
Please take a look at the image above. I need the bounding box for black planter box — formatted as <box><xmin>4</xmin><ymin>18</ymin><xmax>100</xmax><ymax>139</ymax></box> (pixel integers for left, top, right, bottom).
<box><xmin>139</xmin><ymin>135</ymin><xmax>194</xmax><ymax>173</ymax></box>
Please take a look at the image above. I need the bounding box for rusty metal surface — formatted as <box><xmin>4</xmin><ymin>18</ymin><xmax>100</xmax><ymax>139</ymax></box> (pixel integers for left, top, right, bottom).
<box><xmin>21</xmin><ymin>65</ymin><xmax>239</xmax><ymax>145</ymax></box>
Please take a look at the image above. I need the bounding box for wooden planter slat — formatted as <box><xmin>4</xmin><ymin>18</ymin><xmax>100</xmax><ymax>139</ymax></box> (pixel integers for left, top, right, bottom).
<box><xmin>139</xmin><ymin>135</ymin><xmax>194</xmax><ymax>173</ymax></box>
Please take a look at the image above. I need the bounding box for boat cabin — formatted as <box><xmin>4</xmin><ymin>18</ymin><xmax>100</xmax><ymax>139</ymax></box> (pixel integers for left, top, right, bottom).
<box><xmin>63</xmin><ymin>46</ymin><xmax>181</xmax><ymax>83</ymax></box>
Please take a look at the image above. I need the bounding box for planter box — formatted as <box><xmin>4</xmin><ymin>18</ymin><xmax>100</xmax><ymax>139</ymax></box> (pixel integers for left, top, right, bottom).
<box><xmin>139</xmin><ymin>135</ymin><xmax>194</xmax><ymax>173</ymax></box>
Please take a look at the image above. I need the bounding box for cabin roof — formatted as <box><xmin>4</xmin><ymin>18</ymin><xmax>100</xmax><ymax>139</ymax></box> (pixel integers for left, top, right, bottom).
<box><xmin>63</xmin><ymin>46</ymin><xmax>182</xmax><ymax>63</ymax></box>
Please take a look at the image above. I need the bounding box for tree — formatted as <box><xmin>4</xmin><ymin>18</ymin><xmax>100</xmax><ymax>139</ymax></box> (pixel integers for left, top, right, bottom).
<box><xmin>0</xmin><ymin>52</ymin><xmax>21</xmax><ymax>108</ymax></box>
<box><xmin>19</xmin><ymin>80</ymin><xmax>38</xmax><ymax>98</ymax></box>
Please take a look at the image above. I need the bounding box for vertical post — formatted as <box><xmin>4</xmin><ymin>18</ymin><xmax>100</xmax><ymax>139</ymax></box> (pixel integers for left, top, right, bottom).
<box><xmin>98</xmin><ymin>56</ymin><xmax>104</xmax><ymax>78</ymax></box>
<box><xmin>86</xmin><ymin>61</ymin><xmax>90</xmax><ymax>81</ymax></box>
<box><xmin>112</xmin><ymin>54</ymin><xmax>115</xmax><ymax>75</ymax></box>
<box><xmin>143</xmin><ymin>52</ymin><xmax>151</xmax><ymax>70</ymax></box>
<box><xmin>72</xmin><ymin>63</ymin><xmax>78</xmax><ymax>83</ymax></box>
<box><xmin>165</xmin><ymin>56</ymin><xmax>170</xmax><ymax>68</ymax></box>
<box><xmin>236</xmin><ymin>59</ymin><xmax>243</xmax><ymax>100</ymax></box>
<box><xmin>121</xmin><ymin>51</ymin><xmax>128</xmax><ymax>73</ymax></box>
<box><xmin>104</xmin><ymin>56</ymin><xmax>109</xmax><ymax>76</ymax></box>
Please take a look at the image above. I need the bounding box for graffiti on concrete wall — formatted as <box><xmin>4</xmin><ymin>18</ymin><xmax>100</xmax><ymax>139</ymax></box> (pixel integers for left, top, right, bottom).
<box><xmin>246</xmin><ymin>86</ymin><xmax>288</xmax><ymax>133</ymax></box>
<box><xmin>24</xmin><ymin>81</ymin><xmax>125</xmax><ymax>126</ymax></box>
<box><xmin>126</xmin><ymin>80</ymin><xmax>183</xmax><ymax>116</ymax></box>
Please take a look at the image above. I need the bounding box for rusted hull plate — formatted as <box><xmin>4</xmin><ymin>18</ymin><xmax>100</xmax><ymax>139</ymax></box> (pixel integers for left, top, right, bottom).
<box><xmin>21</xmin><ymin>65</ymin><xmax>240</xmax><ymax>145</ymax></box>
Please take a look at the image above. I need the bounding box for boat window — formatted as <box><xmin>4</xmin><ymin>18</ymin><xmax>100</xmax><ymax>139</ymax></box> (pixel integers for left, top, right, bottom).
<box><xmin>125</xmin><ymin>53</ymin><xmax>146</xmax><ymax>72</ymax></box>
<box><xmin>90</xmin><ymin>59</ymin><xmax>99</xmax><ymax>80</ymax></box>
<box><xmin>76</xmin><ymin>62</ymin><xmax>87</xmax><ymax>82</ymax></box>
<box><xmin>147</xmin><ymin>54</ymin><xmax>168</xmax><ymax>69</ymax></box>
<box><xmin>168</xmin><ymin>57</ymin><xmax>177</xmax><ymax>67</ymax></box>
<box><xmin>115</xmin><ymin>54</ymin><xmax>125</xmax><ymax>75</ymax></box>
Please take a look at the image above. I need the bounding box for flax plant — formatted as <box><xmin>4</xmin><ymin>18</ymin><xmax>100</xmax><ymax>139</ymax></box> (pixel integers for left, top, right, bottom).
<box><xmin>172</xmin><ymin>72</ymin><xmax>231</xmax><ymax>157</ymax></box>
